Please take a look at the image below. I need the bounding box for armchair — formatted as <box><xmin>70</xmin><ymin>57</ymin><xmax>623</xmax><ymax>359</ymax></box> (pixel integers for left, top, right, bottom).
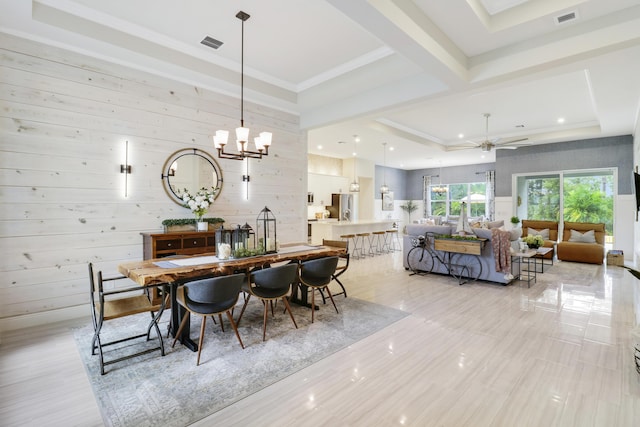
<box><xmin>557</xmin><ymin>222</ymin><xmax>605</xmax><ymax>264</ymax></box>
<box><xmin>521</xmin><ymin>220</ymin><xmax>558</xmax><ymax>261</ymax></box>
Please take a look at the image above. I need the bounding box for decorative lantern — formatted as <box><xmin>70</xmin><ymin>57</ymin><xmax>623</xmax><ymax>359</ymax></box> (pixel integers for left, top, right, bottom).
<box><xmin>232</xmin><ymin>224</ymin><xmax>250</xmax><ymax>256</ymax></box>
<box><xmin>241</xmin><ymin>222</ymin><xmax>255</xmax><ymax>250</ymax></box>
<box><xmin>256</xmin><ymin>206</ymin><xmax>277</xmax><ymax>253</ymax></box>
<box><xmin>215</xmin><ymin>225</ymin><xmax>233</xmax><ymax>259</ymax></box>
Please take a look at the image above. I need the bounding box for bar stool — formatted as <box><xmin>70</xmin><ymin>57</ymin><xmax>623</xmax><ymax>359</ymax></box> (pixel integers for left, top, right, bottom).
<box><xmin>340</xmin><ymin>234</ymin><xmax>360</xmax><ymax>259</ymax></box>
<box><xmin>356</xmin><ymin>232</ymin><xmax>373</xmax><ymax>257</ymax></box>
<box><xmin>372</xmin><ymin>231</ymin><xmax>388</xmax><ymax>254</ymax></box>
<box><xmin>386</xmin><ymin>229</ymin><xmax>401</xmax><ymax>251</ymax></box>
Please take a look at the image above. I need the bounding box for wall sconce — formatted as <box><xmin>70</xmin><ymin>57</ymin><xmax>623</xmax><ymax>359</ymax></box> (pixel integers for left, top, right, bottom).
<box><xmin>242</xmin><ymin>158</ymin><xmax>250</xmax><ymax>200</ymax></box>
<box><xmin>120</xmin><ymin>140</ymin><xmax>132</xmax><ymax>197</ymax></box>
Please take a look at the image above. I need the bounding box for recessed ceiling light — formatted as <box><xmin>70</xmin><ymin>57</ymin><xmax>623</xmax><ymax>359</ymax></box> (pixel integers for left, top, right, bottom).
<box><xmin>389</xmin><ymin>146</ymin><xmax>394</xmax><ymax>151</ymax></box>
<box><xmin>458</xmin><ymin>133</ymin><xmax>464</xmax><ymax>139</ymax></box>
<box><xmin>317</xmin><ymin>145</ymin><xmax>323</xmax><ymax>150</ymax></box>
<box><xmin>557</xmin><ymin>117</ymin><xmax>565</xmax><ymax>124</ymax></box>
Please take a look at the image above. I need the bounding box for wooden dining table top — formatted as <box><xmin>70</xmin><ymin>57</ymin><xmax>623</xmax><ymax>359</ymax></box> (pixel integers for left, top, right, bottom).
<box><xmin>118</xmin><ymin>243</ymin><xmax>346</xmax><ymax>286</ymax></box>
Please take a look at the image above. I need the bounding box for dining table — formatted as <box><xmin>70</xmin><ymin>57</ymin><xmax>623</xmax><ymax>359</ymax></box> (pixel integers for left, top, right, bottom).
<box><xmin>118</xmin><ymin>243</ymin><xmax>346</xmax><ymax>352</ymax></box>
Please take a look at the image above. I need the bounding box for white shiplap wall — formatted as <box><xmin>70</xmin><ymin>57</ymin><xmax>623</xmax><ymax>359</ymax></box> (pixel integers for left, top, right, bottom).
<box><xmin>0</xmin><ymin>33</ymin><xmax>305</xmax><ymax>330</ymax></box>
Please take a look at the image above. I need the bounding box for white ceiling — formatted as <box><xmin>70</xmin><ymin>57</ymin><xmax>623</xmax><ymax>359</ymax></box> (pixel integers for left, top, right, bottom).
<box><xmin>1</xmin><ymin>0</ymin><xmax>639</xmax><ymax>169</ymax></box>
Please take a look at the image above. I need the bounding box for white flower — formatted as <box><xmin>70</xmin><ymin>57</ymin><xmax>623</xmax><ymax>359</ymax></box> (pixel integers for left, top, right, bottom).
<box><xmin>178</xmin><ymin>187</ymin><xmax>219</xmax><ymax>219</ymax></box>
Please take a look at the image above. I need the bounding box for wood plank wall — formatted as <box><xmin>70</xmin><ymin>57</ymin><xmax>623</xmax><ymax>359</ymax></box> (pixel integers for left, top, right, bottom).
<box><xmin>0</xmin><ymin>33</ymin><xmax>305</xmax><ymax>325</ymax></box>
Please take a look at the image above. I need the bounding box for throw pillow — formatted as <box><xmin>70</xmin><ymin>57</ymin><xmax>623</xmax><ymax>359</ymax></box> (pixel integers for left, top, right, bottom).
<box><xmin>527</xmin><ymin>227</ymin><xmax>550</xmax><ymax>239</ymax></box>
<box><xmin>509</xmin><ymin>228</ymin><xmax>522</xmax><ymax>241</ymax></box>
<box><xmin>568</xmin><ymin>229</ymin><xmax>596</xmax><ymax>243</ymax></box>
<box><xmin>472</xmin><ymin>228</ymin><xmax>492</xmax><ymax>240</ymax></box>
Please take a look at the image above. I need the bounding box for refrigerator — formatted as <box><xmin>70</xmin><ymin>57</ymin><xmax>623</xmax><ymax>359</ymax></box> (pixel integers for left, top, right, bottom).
<box><xmin>326</xmin><ymin>193</ymin><xmax>354</xmax><ymax>221</ymax></box>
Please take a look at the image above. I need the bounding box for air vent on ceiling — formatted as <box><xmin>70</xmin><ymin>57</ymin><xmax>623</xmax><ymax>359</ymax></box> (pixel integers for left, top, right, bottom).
<box><xmin>201</xmin><ymin>36</ymin><xmax>223</xmax><ymax>49</ymax></box>
<box><xmin>555</xmin><ymin>11</ymin><xmax>578</xmax><ymax>25</ymax></box>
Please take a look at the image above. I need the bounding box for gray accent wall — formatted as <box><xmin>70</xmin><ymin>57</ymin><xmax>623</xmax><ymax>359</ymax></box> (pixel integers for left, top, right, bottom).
<box><xmin>375</xmin><ymin>166</ymin><xmax>409</xmax><ymax>200</ymax></box>
<box><xmin>376</xmin><ymin>135</ymin><xmax>633</xmax><ymax>200</ymax></box>
<box><xmin>495</xmin><ymin>135</ymin><xmax>633</xmax><ymax>196</ymax></box>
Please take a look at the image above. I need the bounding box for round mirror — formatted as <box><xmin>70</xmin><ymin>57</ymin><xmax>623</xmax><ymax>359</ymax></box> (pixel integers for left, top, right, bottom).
<box><xmin>161</xmin><ymin>148</ymin><xmax>223</xmax><ymax>206</ymax></box>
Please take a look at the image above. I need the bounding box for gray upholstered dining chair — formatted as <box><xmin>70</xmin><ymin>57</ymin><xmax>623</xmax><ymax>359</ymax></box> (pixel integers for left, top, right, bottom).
<box><xmin>298</xmin><ymin>256</ymin><xmax>340</xmax><ymax>323</ymax></box>
<box><xmin>88</xmin><ymin>262</ymin><xmax>165</xmax><ymax>375</ymax></box>
<box><xmin>171</xmin><ymin>273</ymin><xmax>245</xmax><ymax>366</ymax></box>
<box><xmin>237</xmin><ymin>263</ymin><xmax>299</xmax><ymax>341</ymax></box>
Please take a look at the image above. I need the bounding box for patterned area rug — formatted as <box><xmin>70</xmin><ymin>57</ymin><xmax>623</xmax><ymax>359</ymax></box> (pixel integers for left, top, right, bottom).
<box><xmin>74</xmin><ymin>297</ymin><xmax>408</xmax><ymax>427</ymax></box>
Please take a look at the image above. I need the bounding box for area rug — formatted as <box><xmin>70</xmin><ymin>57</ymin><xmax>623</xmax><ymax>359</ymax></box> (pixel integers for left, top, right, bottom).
<box><xmin>74</xmin><ymin>297</ymin><xmax>408</xmax><ymax>427</ymax></box>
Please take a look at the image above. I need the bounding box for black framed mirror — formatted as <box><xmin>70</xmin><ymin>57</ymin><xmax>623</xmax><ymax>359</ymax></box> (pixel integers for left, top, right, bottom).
<box><xmin>161</xmin><ymin>148</ymin><xmax>223</xmax><ymax>206</ymax></box>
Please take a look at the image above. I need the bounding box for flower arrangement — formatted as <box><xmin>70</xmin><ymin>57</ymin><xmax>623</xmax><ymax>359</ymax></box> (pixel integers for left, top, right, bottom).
<box><xmin>522</xmin><ymin>234</ymin><xmax>544</xmax><ymax>248</ymax></box>
<box><xmin>179</xmin><ymin>187</ymin><xmax>219</xmax><ymax>221</ymax></box>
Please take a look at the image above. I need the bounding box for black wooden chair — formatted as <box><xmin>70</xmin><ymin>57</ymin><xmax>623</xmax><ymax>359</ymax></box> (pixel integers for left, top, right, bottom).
<box><xmin>298</xmin><ymin>256</ymin><xmax>340</xmax><ymax>323</ymax></box>
<box><xmin>237</xmin><ymin>263</ymin><xmax>299</xmax><ymax>341</ymax></box>
<box><xmin>171</xmin><ymin>273</ymin><xmax>245</xmax><ymax>366</ymax></box>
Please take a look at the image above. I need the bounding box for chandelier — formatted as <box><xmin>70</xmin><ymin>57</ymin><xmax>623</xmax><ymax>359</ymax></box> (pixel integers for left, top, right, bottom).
<box><xmin>433</xmin><ymin>163</ymin><xmax>447</xmax><ymax>194</ymax></box>
<box><xmin>213</xmin><ymin>11</ymin><xmax>272</xmax><ymax>160</ymax></box>
<box><xmin>380</xmin><ymin>142</ymin><xmax>390</xmax><ymax>194</ymax></box>
<box><xmin>349</xmin><ymin>135</ymin><xmax>360</xmax><ymax>192</ymax></box>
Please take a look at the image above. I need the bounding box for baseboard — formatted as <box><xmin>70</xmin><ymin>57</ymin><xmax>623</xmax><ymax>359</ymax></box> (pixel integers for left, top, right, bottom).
<box><xmin>0</xmin><ymin>305</ymin><xmax>88</xmax><ymax>338</ymax></box>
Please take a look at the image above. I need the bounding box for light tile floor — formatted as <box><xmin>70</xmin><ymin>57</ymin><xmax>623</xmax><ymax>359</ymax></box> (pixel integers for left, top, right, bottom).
<box><xmin>1</xmin><ymin>251</ymin><xmax>639</xmax><ymax>426</ymax></box>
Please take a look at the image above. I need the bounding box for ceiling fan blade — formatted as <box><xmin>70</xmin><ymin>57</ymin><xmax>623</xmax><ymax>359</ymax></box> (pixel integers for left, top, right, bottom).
<box><xmin>497</xmin><ymin>137</ymin><xmax>529</xmax><ymax>146</ymax></box>
<box><xmin>495</xmin><ymin>145</ymin><xmax>518</xmax><ymax>150</ymax></box>
<box><xmin>445</xmin><ymin>144</ymin><xmax>477</xmax><ymax>151</ymax></box>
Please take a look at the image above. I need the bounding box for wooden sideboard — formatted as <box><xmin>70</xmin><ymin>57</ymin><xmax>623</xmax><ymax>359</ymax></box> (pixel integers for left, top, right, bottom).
<box><xmin>141</xmin><ymin>231</ymin><xmax>217</xmax><ymax>304</ymax></box>
<box><xmin>141</xmin><ymin>231</ymin><xmax>217</xmax><ymax>260</ymax></box>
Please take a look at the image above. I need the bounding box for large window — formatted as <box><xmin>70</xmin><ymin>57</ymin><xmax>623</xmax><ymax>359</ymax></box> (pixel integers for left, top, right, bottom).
<box><xmin>515</xmin><ymin>168</ymin><xmax>615</xmax><ymax>240</ymax></box>
<box><xmin>430</xmin><ymin>182</ymin><xmax>486</xmax><ymax>218</ymax></box>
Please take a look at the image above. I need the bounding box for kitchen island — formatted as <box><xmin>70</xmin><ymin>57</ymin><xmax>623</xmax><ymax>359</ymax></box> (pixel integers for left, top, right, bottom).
<box><xmin>310</xmin><ymin>219</ymin><xmax>397</xmax><ymax>246</ymax></box>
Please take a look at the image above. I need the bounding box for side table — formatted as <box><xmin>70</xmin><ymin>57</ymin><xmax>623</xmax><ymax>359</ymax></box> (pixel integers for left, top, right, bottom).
<box><xmin>511</xmin><ymin>249</ymin><xmax>538</xmax><ymax>287</ymax></box>
<box><xmin>531</xmin><ymin>246</ymin><xmax>554</xmax><ymax>273</ymax></box>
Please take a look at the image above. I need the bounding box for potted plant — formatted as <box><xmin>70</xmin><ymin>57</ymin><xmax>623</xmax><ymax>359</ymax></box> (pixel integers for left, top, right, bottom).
<box><xmin>510</xmin><ymin>216</ymin><xmax>520</xmax><ymax>228</ymax></box>
<box><xmin>161</xmin><ymin>217</ymin><xmax>225</xmax><ymax>233</ymax></box>
<box><xmin>400</xmin><ymin>200</ymin><xmax>418</xmax><ymax>234</ymax></box>
<box><xmin>400</xmin><ymin>200</ymin><xmax>419</xmax><ymax>233</ymax></box>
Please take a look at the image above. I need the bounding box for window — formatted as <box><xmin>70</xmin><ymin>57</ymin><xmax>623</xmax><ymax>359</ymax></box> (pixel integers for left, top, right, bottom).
<box><xmin>429</xmin><ymin>182</ymin><xmax>486</xmax><ymax>218</ymax></box>
<box><xmin>515</xmin><ymin>168</ymin><xmax>615</xmax><ymax>241</ymax></box>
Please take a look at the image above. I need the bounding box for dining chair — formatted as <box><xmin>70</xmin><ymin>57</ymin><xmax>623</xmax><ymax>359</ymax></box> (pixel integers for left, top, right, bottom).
<box><xmin>171</xmin><ymin>273</ymin><xmax>245</xmax><ymax>366</ymax></box>
<box><xmin>88</xmin><ymin>262</ymin><xmax>166</xmax><ymax>375</ymax></box>
<box><xmin>322</xmin><ymin>239</ymin><xmax>349</xmax><ymax>298</ymax></box>
<box><xmin>237</xmin><ymin>263</ymin><xmax>299</xmax><ymax>341</ymax></box>
<box><xmin>298</xmin><ymin>256</ymin><xmax>340</xmax><ymax>323</ymax></box>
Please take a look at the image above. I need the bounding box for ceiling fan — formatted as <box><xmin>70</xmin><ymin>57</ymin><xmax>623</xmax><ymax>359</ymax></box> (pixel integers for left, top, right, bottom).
<box><xmin>448</xmin><ymin>113</ymin><xmax>529</xmax><ymax>152</ymax></box>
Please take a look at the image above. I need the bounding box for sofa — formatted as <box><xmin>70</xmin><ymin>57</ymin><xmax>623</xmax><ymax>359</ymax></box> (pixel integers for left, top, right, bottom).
<box><xmin>556</xmin><ymin>221</ymin><xmax>606</xmax><ymax>264</ymax></box>
<box><xmin>403</xmin><ymin>223</ymin><xmax>521</xmax><ymax>285</ymax></box>
<box><xmin>521</xmin><ymin>220</ymin><xmax>558</xmax><ymax>261</ymax></box>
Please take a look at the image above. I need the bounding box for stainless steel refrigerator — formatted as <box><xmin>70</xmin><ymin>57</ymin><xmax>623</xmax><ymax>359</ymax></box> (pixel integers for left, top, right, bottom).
<box><xmin>326</xmin><ymin>193</ymin><xmax>354</xmax><ymax>221</ymax></box>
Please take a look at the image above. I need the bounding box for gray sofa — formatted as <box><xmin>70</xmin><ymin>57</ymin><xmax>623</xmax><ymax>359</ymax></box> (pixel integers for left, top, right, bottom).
<box><xmin>402</xmin><ymin>223</ymin><xmax>521</xmax><ymax>285</ymax></box>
